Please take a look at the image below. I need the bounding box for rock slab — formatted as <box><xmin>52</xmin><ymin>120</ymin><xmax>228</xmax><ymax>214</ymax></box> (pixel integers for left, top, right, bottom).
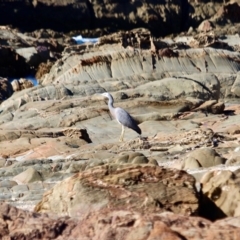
<box><xmin>35</xmin><ymin>164</ymin><xmax>199</xmax><ymax>217</ymax></box>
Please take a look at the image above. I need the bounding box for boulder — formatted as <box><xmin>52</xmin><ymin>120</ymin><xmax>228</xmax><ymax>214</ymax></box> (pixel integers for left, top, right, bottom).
<box><xmin>11</xmin><ymin>78</ymin><xmax>34</xmax><ymax>92</ymax></box>
<box><xmin>34</xmin><ymin>164</ymin><xmax>199</xmax><ymax>217</ymax></box>
<box><xmin>112</xmin><ymin>152</ymin><xmax>158</xmax><ymax>165</ymax></box>
<box><xmin>183</xmin><ymin>148</ymin><xmax>226</xmax><ymax>170</ymax></box>
<box><xmin>198</xmin><ymin>20</ymin><xmax>214</xmax><ymax>32</ymax></box>
<box><xmin>193</xmin><ymin>100</ymin><xmax>225</xmax><ymax>114</ymax></box>
<box><xmin>201</xmin><ymin>169</ymin><xmax>240</xmax><ymax>217</ymax></box>
<box><xmin>13</xmin><ymin>167</ymin><xmax>42</xmax><ymax>184</ymax></box>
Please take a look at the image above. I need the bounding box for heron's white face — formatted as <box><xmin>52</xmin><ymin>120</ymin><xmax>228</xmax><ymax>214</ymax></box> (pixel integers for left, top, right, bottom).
<box><xmin>101</xmin><ymin>92</ymin><xmax>110</xmax><ymax>98</ymax></box>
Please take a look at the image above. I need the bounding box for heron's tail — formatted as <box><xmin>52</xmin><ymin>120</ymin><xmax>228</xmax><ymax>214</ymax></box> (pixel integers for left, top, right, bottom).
<box><xmin>134</xmin><ymin>125</ymin><xmax>141</xmax><ymax>135</ymax></box>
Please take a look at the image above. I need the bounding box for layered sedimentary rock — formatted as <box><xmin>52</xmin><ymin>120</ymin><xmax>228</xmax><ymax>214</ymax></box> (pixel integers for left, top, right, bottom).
<box><xmin>34</xmin><ymin>164</ymin><xmax>199</xmax><ymax>217</ymax></box>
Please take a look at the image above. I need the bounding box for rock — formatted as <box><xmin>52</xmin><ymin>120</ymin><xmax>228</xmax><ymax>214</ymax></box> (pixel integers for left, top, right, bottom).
<box><xmin>201</xmin><ymin>169</ymin><xmax>240</xmax><ymax>217</ymax></box>
<box><xmin>112</xmin><ymin>152</ymin><xmax>157</xmax><ymax>165</ymax></box>
<box><xmin>16</xmin><ymin>47</ymin><xmax>47</xmax><ymax>67</ymax></box>
<box><xmin>71</xmin><ymin>209</ymin><xmax>240</xmax><ymax>240</ymax></box>
<box><xmin>231</xmin><ymin>73</ymin><xmax>240</xmax><ymax>97</ymax></box>
<box><xmin>214</xmin><ymin>2</ymin><xmax>240</xmax><ymax>23</ymax></box>
<box><xmin>35</xmin><ymin>61</ymin><xmax>54</xmax><ymax>79</ymax></box>
<box><xmin>211</xmin><ymin>102</ymin><xmax>225</xmax><ymax>114</ymax></box>
<box><xmin>226</xmin><ymin>125</ymin><xmax>240</xmax><ymax>135</ymax></box>
<box><xmin>0</xmin><ymin>179</ymin><xmax>17</xmax><ymax>188</ymax></box>
<box><xmin>183</xmin><ymin>148</ymin><xmax>226</xmax><ymax>170</ymax></box>
<box><xmin>198</xmin><ymin>20</ymin><xmax>214</xmax><ymax>32</ymax></box>
<box><xmin>0</xmin><ymin>0</ymin><xmax>185</xmax><ymax>37</ymax></box>
<box><xmin>193</xmin><ymin>100</ymin><xmax>225</xmax><ymax>114</ymax></box>
<box><xmin>11</xmin><ymin>78</ymin><xmax>34</xmax><ymax>92</ymax></box>
<box><xmin>0</xmin><ymin>77</ymin><xmax>13</xmax><ymax>102</ymax></box>
<box><xmin>0</xmin><ymin>203</ymin><xmax>77</xmax><ymax>239</ymax></box>
<box><xmin>0</xmin><ymin>45</ymin><xmax>30</xmax><ymax>77</ymax></box>
<box><xmin>13</xmin><ymin>167</ymin><xmax>43</xmax><ymax>184</ymax></box>
<box><xmin>226</xmin><ymin>156</ymin><xmax>240</xmax><ymax>166</ymax></box>
<box><xmin>0</xmin><ymin>128</ymin><xmax>91</xmax><ymax>159</ymax></box>
<box><xmin>34</xmin><ymin>164</ymin><xmax>199</xmax><ymax>217</ymax></box>
<box><xmin>1</xmin><ymin>203</ymin><xmax>240</xmax><ymax>239</ymax></box>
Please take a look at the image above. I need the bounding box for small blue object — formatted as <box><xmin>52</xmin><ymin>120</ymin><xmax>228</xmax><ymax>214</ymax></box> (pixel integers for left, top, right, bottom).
<box><xmin>72</xmin><ymin>35</ymin><xmax>99</xmax><ymax>44</ymax></box>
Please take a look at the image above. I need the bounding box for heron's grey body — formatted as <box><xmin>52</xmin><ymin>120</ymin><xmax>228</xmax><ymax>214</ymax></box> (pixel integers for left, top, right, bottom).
<box><xmin>101</xmin><ymin>92</ymin><xmax>141</xmax><ymax>142</ymax></box>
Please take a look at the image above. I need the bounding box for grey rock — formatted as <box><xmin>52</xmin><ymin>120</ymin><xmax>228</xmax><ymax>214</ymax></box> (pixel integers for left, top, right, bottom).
<box><xmin>0</xmin><ymin>180</ymin><xmax>17</xmax><ymax>188</ymax></box>
<box><xmin>11</xmin><ymin>184</ymin><xmax>29</xmax><ymax>193</ymax></box>
<box><xmin>13</xmin><ymin>167</ymin><xmax>43</xmax><ymax>184</ymax></box>
<box><xmin>183</xmin><ymin>148</ymin><xmax>226</xmax><ymax>170</ymax></box>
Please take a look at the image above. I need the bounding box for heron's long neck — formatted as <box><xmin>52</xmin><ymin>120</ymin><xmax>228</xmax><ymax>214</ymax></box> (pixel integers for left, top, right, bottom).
<box><xmin>107</xmin><ymin>95</ymin><xmax>115</xmax><ymax>112</ymax></box>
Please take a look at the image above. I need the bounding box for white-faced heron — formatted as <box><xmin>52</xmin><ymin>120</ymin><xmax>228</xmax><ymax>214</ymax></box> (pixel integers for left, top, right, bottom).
<box><xmin>101</xmin><ymin>92</ymin><xmax>141</xmax><ymax>142</ymax></box>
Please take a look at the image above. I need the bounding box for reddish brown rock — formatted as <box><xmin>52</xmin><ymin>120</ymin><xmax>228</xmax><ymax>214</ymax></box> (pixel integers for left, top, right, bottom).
<box><xmin>1</xmin><ymin>202</ymin><xmax>240</xmax><ymax>239</ymax></box>
<box><xmin>198</xmin><ymin>20</ymin><xmax>214</xmax><ymax>32</ymax></box>
<box><xmin>71</xmin><ymin>209</ymin><xmax>240</xmax><ymax>240</ymax></box>
<box><xmin>0</xmin><ymin>203</ymin><xmax>77</xmax><ymax>239</ymax></box>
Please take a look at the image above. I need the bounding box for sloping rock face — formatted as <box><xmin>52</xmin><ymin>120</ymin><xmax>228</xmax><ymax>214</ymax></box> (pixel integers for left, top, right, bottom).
<box><xmin>1</xmin><ymin>203</ymin><xmax>240</xmax><ymax>240</ymax></box>
<box><xmin>40</xmin><ymin>29</ymin><xmax>240</xmax><ymax>101</ymax></box>
<box><xmin>34</xmin><ymin>164</ymin><xmax>199</xmax><ymax>217</ymax></box>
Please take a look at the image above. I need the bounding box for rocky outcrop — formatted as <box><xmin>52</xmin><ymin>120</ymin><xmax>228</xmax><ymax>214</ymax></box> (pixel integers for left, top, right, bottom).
<box><xmin>1</xmin><ymin>203</ymin><xmax>240</xmax><ymax>240</ymax></box>
<box><xmin>1</xmin><ymin>0</ymin><xmax>239</xmax><ymax>38</ymax></box>
<box><xmin>34</xmin><ymin>164</ymin><xmax>199</xmax><ymax>217</ymax></box>
<box><xmin>11</xmin><ymin>78</ymin><xmax>34</xmax><ymax>92</ymax></box>
<box><xmin>0</xmin><ymin>0</ymin><xmax>185</xmax><ymax>37</ymax></box>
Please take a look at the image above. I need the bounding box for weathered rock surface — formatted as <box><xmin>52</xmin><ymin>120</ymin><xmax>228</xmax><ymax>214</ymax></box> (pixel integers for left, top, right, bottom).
<box><xmin>34</xmin><ymin>164</ymin><xmax>199</xmax><ymax>217</ymax></box>
<box><xmin>1</xmin><ymin>202</ymin><xmax>240</xmax><ymax>240</ymax></box>
<box><xmin>13</xmin><ymin>167</ymin><xmax>43</xmax><ymax>184</ymax></box>
<box><xmin>11</xmin><ymin>78</ymin><xmax>34</xmax><ymax>92</ymax></box>
<box><xmin>201</xmin><ymin>169</ymin><xmax>240</xmax><ymax>217</ymax></box>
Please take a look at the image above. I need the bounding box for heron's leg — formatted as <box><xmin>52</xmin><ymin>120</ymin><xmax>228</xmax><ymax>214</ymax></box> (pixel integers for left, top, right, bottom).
<box><xmin>119</xmin><ymin>125</ymin><xmax>125</xmax><ymax>142</ymax></box>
